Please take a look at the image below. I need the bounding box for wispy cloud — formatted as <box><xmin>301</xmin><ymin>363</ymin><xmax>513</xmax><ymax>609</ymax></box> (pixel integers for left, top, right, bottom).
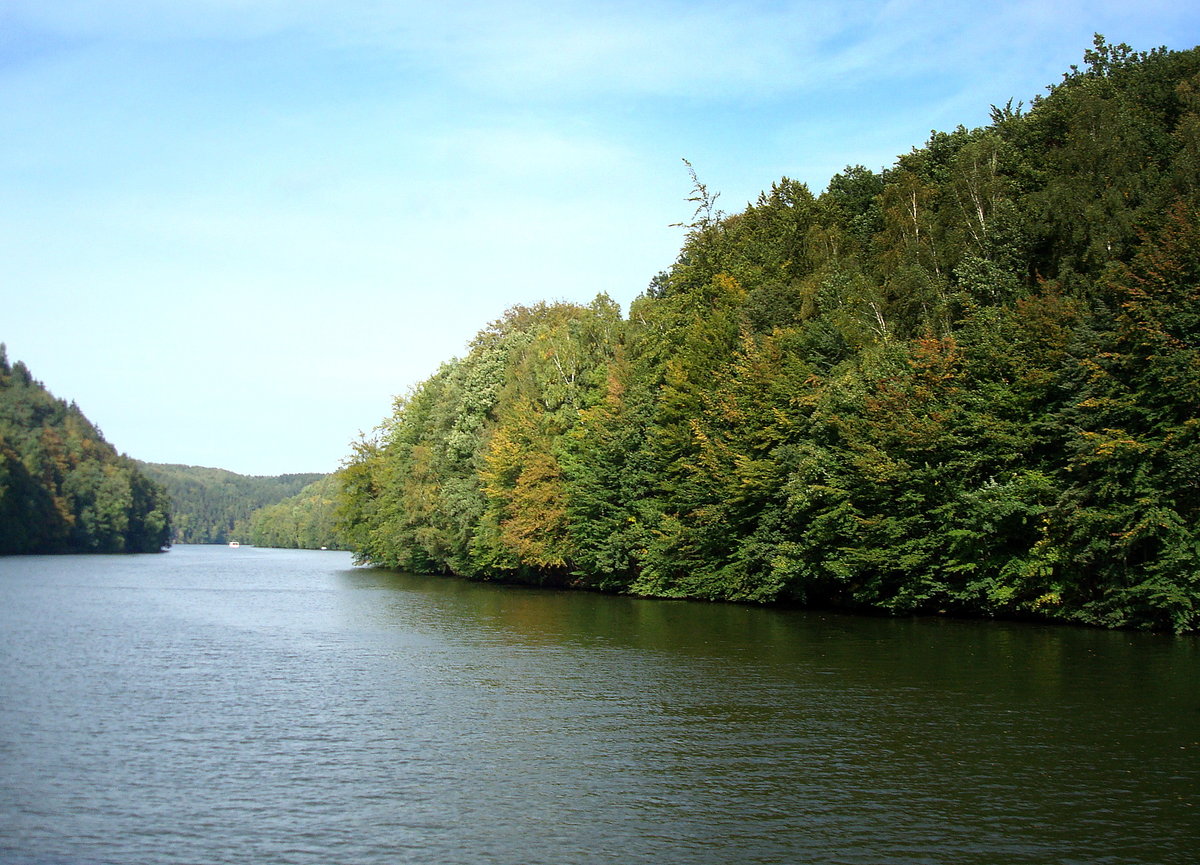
<box><xmin>0</xmin><ymin>1</ymin><xmax>1012</xmax><ymax>98</ymax></box>
<box><xmin>7</xmin><ymin>1</ymin><xmax>1195</xmax><ymax>111</ymax></box>
<box><xmin>3</xmin><ymin>0</ymin><xmax>1197</xmax><ymax>473</ymax></box>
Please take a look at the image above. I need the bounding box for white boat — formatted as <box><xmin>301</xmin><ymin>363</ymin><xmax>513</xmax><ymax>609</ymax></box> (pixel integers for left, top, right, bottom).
<box><xmin>229</xmin><ymin>541</ymin><xmax>240</xmax><ymax>548</ymax></box>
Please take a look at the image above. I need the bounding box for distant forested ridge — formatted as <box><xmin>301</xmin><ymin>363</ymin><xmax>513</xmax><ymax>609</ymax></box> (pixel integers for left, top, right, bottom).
<box><xmin>239</xmin><ymin>474</ymin><xmax>348</xmax><ymax>550</ymax></box>
<box><xmin>341</xmin><ymin>38</ymin><xmax>1200</xmax><ymax>632</ymax></box>
<box><xmin>0</xmin><ymin>347</ymin><xmax>171</xmax><ymax>554</ymax></box>
<box><xmin>137</xmin><ymin>462</ymin><xmax>325</xmax><ymax>544</ymax></box>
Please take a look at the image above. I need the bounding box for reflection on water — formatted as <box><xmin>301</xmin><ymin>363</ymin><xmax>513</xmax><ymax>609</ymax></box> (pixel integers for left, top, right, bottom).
<box><xmin>1</xmin><ymin>545</ymin><xmax>1197</xmax><ymax>865</ymax></box>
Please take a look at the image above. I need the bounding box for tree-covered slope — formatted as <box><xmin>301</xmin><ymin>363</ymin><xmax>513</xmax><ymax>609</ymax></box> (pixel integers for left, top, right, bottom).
<box><xmin>236</xmin><ymin>474</ymin><xmax>348</xmax><ymax>550</ymax></box>
<box><xmin>137</xmin><ymin>462</ymin><xmax>325</xmax><ymax>544</ymax></box>
<box><xmin>341</xmin><ymin>38</ymin><xmax>1200</xmax><ymax>632</ymax></box>
<box><xmin>0</xmin><ymin>346</ymin><xmax>171</xmax><ymax>554</ymax></box>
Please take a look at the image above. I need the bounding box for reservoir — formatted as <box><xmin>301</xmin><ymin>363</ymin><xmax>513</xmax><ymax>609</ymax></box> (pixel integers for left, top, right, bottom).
<box><xmin>1</xmin><ymin>544</ymin><xmax>1196</xmax><ymax>864</ymax></box>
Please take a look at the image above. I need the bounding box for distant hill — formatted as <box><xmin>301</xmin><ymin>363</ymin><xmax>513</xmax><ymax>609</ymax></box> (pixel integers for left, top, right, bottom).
<box><xmin>239</xmin><ymin>474</ymin><xmax>349</xmax><ymax>551</ymax></box>
<box><xmin>137</xmin><ymin>462</ymin><xmax>326</xmax><ymax>544</ymax></box>
<box><xmin>0</xmin><ymin>345</ymin><xmax>171</xmax><ymax>554</ymax></box>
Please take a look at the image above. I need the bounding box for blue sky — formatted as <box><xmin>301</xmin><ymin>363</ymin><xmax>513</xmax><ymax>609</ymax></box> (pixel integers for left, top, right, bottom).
<box><xmin>3</xmin><ymin>1</ymin><xmax>1198</xmax><ymax>476</ymax></box>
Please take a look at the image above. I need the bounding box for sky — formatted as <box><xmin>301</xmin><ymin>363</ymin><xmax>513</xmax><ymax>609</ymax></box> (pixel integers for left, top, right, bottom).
<box><xmin>3</xmin><ymin>1</ymin><xmax>1198</xmax><ymax>476</ymax></box>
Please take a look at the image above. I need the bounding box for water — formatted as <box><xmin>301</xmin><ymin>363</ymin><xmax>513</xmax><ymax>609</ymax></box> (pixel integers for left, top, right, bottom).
<box><xmin>1</xmin><ymin>545</ymin><xmax>1196</xmax><ymax>865</ymax></box>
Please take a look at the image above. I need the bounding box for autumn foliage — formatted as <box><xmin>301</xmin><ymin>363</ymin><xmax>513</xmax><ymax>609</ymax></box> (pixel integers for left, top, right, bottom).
<box><xmin>341</xmin><ymin>39</ymin><xmax>1200</xmax><ymax>632</ymax></box>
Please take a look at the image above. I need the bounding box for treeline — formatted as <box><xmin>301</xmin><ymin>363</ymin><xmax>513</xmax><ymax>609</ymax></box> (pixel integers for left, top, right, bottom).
<box><xmin>137</xmin><ymin>462</ymin><xmax>324</xmax><ymax>544</ymax></box>
<box><xmin>0</xmin><ymin>347</ymin><xmax>171</xmax><ymax>554</ymax></box>
<box><xmin>238</xmin><ymin>474</ymin><xmax>348</xmax><ymax>550</ymax></box>
<box><xmin>341</xmin><ymin>38</ymin><xmax>1200</xmax><ymax>632</ymax></box>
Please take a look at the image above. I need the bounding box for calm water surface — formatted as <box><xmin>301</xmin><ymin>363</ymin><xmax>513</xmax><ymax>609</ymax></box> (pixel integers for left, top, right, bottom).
<box><xmin>1</xmin><ymin>544</ymin><xmax>1196</xmax><ymax>864</ymax></box>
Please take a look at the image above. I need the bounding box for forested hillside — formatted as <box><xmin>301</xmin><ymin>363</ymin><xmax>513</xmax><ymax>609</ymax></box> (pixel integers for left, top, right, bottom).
<box><xmin>237</xmin><ymin>474</ymin><xmax>347</xmax><ymax>550</ymax></box>
<box><xmin>341</xmin><ymin>38</ymin><xmax>1200</xmax><ymax>632</ymax></box>
<box><xmin>138</xmin><ymin>462</ymin><xmax>325</xmax><ymax>544</ymax></box>
<box><xmin>0</xmin><ymin>347</ymin><xmax>171</xmax><ymax>554</ymax></box>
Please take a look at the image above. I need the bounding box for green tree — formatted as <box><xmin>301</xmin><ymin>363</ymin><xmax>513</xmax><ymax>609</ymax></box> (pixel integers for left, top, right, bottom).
<box><xmin>0</xmin><ymin>349</ymin><xmax>171</xmax><ymax>554</ymax></box>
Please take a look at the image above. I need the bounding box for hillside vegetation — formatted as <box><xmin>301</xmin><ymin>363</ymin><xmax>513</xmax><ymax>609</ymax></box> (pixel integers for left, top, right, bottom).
<box><xmin>240</xmin><ymin>474</ymin><xmax>348</xmax><ymax>550</ymax></box>
<box><xmin>0</xmin><ymin>347</ymin><xmax>171</xmax><ymax>554</ymax></box>
<box><xmin>137</xmin><ymin>462</ymin><xmax>325</xmax><ymax>544</ymax></box>
<box><xmin>341</xmin><ymin>38</ymin><xmax>1200</xmax><ymax>632</ymax></box>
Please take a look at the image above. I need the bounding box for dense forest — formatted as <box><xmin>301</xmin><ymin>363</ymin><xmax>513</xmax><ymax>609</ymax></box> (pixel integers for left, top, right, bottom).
<box><xmin>137</xmin><ymin>462</ymin><xmax>325</xmax><ymax>544</ymax></box>
<box><xmin>340</xmin><ymin>39</ymin><xmax>1200</xmax><ymax>633</ymax></box>
<box><xmin>0</xmin><ymin>347</ymin><xmax>172</xmax><ymax>554</ymax></box>
<box><xmin>237</xmin><ymin>474</ymin><xmax>347</xmax><ymax>550</ymax></box>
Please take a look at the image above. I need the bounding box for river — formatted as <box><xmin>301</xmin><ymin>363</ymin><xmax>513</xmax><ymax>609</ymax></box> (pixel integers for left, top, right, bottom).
<box><xmin>1</xmin><ymin>544</ymin><xmax>1196</xmax><ymax>864</ymax></box>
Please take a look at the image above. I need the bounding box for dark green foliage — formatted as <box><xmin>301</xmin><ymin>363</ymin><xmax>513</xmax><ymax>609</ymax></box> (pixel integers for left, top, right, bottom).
<box><xmin>1032</xmin><ymin>203</ymin><xmax>1200</xmax><ymax>632</ymax></box>
<box><xmin>136</xmin><ymin>462</ymin><xmax>325</xmax><ymax>544</ymax></box>
<box><xmin>239</xmin><ymin>474</ymin><xmax>348</xmax><ymax>550</ymax></box>
<box><xmin>341</xmin><ymin>39</ymin><xmax>1200</xmax><ymax>632</ymax></box>
<box><xmin>0</xmin><ymin>348</ymin><xmax>171</xmax><ymax>554</ymax></box>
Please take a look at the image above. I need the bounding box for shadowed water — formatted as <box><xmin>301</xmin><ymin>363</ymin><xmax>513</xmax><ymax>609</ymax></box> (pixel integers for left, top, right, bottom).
<box><xmin>1</xmin><ymin>544</ymin><xmax>1196</xmax><ymax>864</ymax></box>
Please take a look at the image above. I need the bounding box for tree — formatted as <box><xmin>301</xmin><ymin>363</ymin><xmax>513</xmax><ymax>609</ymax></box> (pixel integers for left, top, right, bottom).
<box><xmin>0</xmin><ymin>353</ymin><xmax>171</xmax><ymax>554</ymax></box>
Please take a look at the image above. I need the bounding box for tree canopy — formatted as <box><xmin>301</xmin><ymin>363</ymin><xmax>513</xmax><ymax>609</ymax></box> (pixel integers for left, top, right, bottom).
<box><xmin>136</xmin><ymin>462</ymin><xmax>326</xmax><ymax>545</ymax></box>
<box><xmin>341</xmin><ymin>38</ymin><xmax>1200</xmax><ymax>632</ymax></box>
<box><xmin>0</xmin><ymin>347</ymin><xmax>171</xmax><ymax>554</ymax></box>
<box><xmin>238</xmin><ymin>474</ymin><xmax>348</xmax><ymax>550</ymax></box>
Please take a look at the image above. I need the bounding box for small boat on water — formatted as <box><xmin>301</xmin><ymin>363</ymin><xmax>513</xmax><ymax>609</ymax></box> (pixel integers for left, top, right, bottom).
<box><xmin>229</xmin><ymin>541</ymin><xmax>240</xmax><ymax>548</ymax></box>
